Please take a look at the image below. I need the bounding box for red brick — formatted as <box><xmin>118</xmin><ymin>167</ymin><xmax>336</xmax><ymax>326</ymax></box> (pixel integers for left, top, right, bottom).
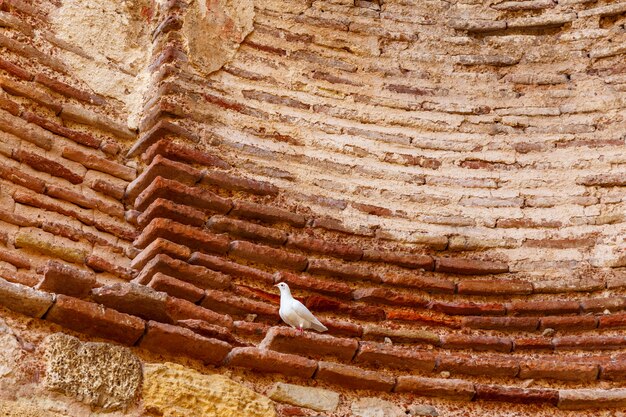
<box><xmin>1</xmin><ymin>107</ymin><xmax>56</xmax><ymax>149</ymax></box>
<box><xmin>599</xmin><ymin>313</ymin><xmax>626</xmax><ymax>329</ymax></box>
<box><xmin>148</xmin><ymin>273</ymin><xmax>204</xmax><ymax>303</ymax></box>
<box><xmin>581</xmin><ymin>297</ymin><xmax>626</xmax><ymax>313</ymax></box>
<box><xmin>140</xmin><ymin>321</ymin><xmax>231</xmax><ymax>364</ymax></box>
<box><xmin>435</xmin><ymin>258</ymin><xmax>509</xmax><ymax>275</ymax></box>
<box><xmin>14</xmin><ymin>149</ymin><xmax>83</xmax><ymax>184</ymax></box>
<box><xmin>0</xmin><ymin>162</ymin><xmax>46</xmax><ymax>193</ymax></box>
<box><xmin>352</xmin><ymin>287</ymin><xmax>429</xmax><ymax>307</ymax></box>
<box><xmin>386</xmin><ymin>309</ymin><xmax>461</xmax><ymax>329</ymax></box>
<box><xmin>142</xmin><ymin>139</ymin><xmax>230</xmax><ymax>169</ymax></box>
<box><xmin>318</xmin><ymin>318</ymin><xmax>363</xmax><ymax>338</ymax></box>
<box><xmin>134</xmin><ymin>176</ymin><xmax>231</xmax><ymax>213</ymax></box>
<box><xmin>0</xmin><ymin>93</ymin><xmax>20</xmax><ymax>116</ymax></box>
<box><xmin>127</xmin><ymin>119</ymin><xmax>199</xmax><ymax>157</ymax></box>
<box><xmin>15</xmin><ymin>191</ymin><xmax>93</xmax><ymax>227</ymax></box>
<box><xmin>457</xmin><ymin>279</ymin><xmax>533</xmax><ymax>295</ymax></box>
<box><xmin>62</xmin><ymin>146</ymin><xmax>134</xmax><ymax>181</ymax></box>
<box><xmin>395</xmin><ymin>376</ymin><xmax>475</xmax><ymax>401</ymax></box>
<box><xmin>355</xmin><ymin>341</ymin><xmax>436</xmax><ymax>371</ymax></box>
<box><xmin>91</xmin><ymin>282</ymin><xmax>171</xmax><ymax>323</ymax></box>
<box><xmin>431</xmin><ymin>301</ymin><xmax>506</xmax><ymax>316</ymax></box>
<box><xmin>438</xmin><ymin>354</ymin><xmax>519</xmax><ymax>377</ymax></box>
<box><xmin>362</xmin><ymin>249</ymin><xmax>434</xmax><ymax>270</ymax></box>
<box><xmin>165</xmin><ymin>296</ymin><xmax>233</xmax><ymax>329</ymax></box>
<box><xmin>260</xmin><ymin>326</ymin><xmax>357</xmax><ymax>360</ymax></box>
<box><xmin>201</xmin><ymin>289</ymin><xmax>279</xmax><ymax>321</ymax></box>
<box><xmin>37</xmin><ymin>260</ymin><xmax>95</xmax><ymax>298</ymax></box>
<box><xmin>381</xmin><ymin>272</ymin><xmax>455</xmax><ymax>294</ymax></box>
<box><xmin>135</xmin><ymin>253</ymin><xmax>231</xmax><ymax>290</ymax></box>
<box><xmin>46</xmin><ymin>184</ymin><xmax>123</xmax><ymax>219</ymax></box>
<box><xmin>46</xmin><ymin>295</ymin><xmax>145</xmax><ymax>345</ymax></box>
<box><xmin>231</xmin><ymin>200</ymin><xmax>307</xmax><ymax>227</ymax></box>
<box><xmin>86</xmin><ymin>255</ymin><xmax>135</xmax><ymax>280</ymax></box>
<box><xmin>91</xmin><ymin>178</ymin><xmax>125</xmax><ymax>200</ymax></box>
<box><xmin>22</xmin><ymin>111</ymin><xmax>101</xmax><ymax>148</ymax></box>
<box><xmin>0</xmin><ymin>77</ymin><xmax>62</xmax><ymax>114</ymax></box>
<box><xmin>577</xmin><ymin>173</ymin><xmax>626</xmax><ymax>187</ymax></box>
<box><xmin>225</xmin><ymin>347</ymin><xmax>317</xmax><ymax>378</ymax></box>
<box><xmin>134</xmin><ymin>218</ymin><xmax>230</xmax><ymax>254</ymax></box>
<box><xmin>201</xmin><ymin>169</ymin><xmax>279</xmax><ymax>196</ymax></box>
<box><xmin>34</xmin><ymin>74</ymin><xmax>104</xmax><ymax>105</ymax></box>
<box><xmin>316</xmin><ymin>361</ymin><xmax>395</xmax><ymax>391</ymax></box>
<box><xmin>350</xmin><ymin>201</ymin><xmax>393</xmax><ymax>217</ymax></box>
<box><xmin>519</xmin><ymin>360</ymin><xmax>598</xmax><ymax>381</ymax></box>
<box><xmin>507</xmin><ymin>299</ymin><xmax>581</xmax><ymax>316</ymax></box>
<box><xmin>306</xmin><ymin>295</ymin><xmax>386</xmax><ymax>321</ymax></box>
<box><xmin>306</xmin><ymin>258</ymin><xmax>381</xmax><ymax>283</ymax></box>
<box><xmin>600</xmin><ymin>358</ymin><xmax>626</xmax><ymax>381</ymax></box>
<box><xmin>208</xmin><ymin>215</ymin><xmax>287</xmax><ymax>245</ymax></box>
<box><xmin>0</xmin><ymin>208</ymin><xmax>38</xmax><ymax>228</ymax></box>
<box><xmin>92</xmin><ymin>214</ymin><xmax>137</xmax><ymax>241</ymax></box>
<box><xmin>190</xmin><ymin>252</ymin><xmax>274</xmax><ymax>284</ymax></box>
<box><xmin>61</xmin><ymin>104</ymin><xmax>134</xmax><ymax>140</ymax></box>
<box><xmin>524</xmin><ymin>238</ymin><xmax>596</xmax><ymax>249</ymax></box>
<box><xmin>130</xmin><ymin>237</ymin><xmax>191</xmax><ymax>271</ymax></box>
<box><xmin>475</xmin><ymin>385</ymin><xmax>559</xmax><ymax>405</ymax></box>
<box><xmin>558</xmin><ymin>388</ymin><xmax>626</xmax><ymax>410</ymax></box>
<box><xmin>232</xmin><ymin>320</ymin><xmax>270</xmax><ymax>341</ymax></box>
<box><xmin>312</xmin><ymin>216</ymin><xmax>377</xmax><ymax>237</ymax></box>
<box><xmin>496</xmin><ymin>218</ymin><xmax>562</xmax><ymax>228</ymax></box>
<box><xmin>275</xmin><ymin>271</ymin><xmax>352</xmax><ymax>298</ymax></box>
<box><xmin>362</xmin><ymin>324</ymin><xmax>441</xmax><ymax>345</ymax></box>
<box><xmin>514</xmin><ymin>337</ymin><xmax>554</xmax><ymax>351</ymax></box>
<box><xmin>0</xmin><ymin>57</ymin><xmax>32</xmax><ymax>80</ymax></box>
<box><xmin>554</xmin><ymin>335</ymin><xmax>626</xmax><ymax>350</ymax></box>
<box><xmin>287</xmin><ymin>235</ymin><xmax>363</xmax><ymax>261</ymax></box>
<box><xmin>0</xmin><ymin>247</ymin><xmax>30</xmax><ymax>269</ymax></box>
<box><xmin>462</xmin><ymin>316</ymin><xmax>539</xmax><ymax>331</ymax></box>
<box><xmin>442</xmin><ymin>334</ymin><xmax>512</xmax><ymax>352</ymax></box>
<box><xmin>137</xmin><ymin>198</ymin><xmax>207</xmax><ymax>228</ymax></box>
<box><xmin>229</xmin><ymin>240</ymin><xmax>308</xmax><ymax>271</ymax></box>
<box><xmin>176</xmin><ymin>319</ymin><xmax>242</xmax><ymax>346</ymax></box>
<box><xmin>126</xmin><ymin>155</ymin><xmax>202</xmax><ymax>202</ymax></box>
<box><xmin>0</xmin><ymin>276</ymin><xmax>54</xmax><ymax>318</ymax></box>
<box><xmin>540</xmin><ymin>316</ymin><xmax>598</xmax><ymax>331</ymax></box>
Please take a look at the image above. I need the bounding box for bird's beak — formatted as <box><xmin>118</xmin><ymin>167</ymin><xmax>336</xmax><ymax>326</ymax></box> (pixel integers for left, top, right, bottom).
<box><xmin>274</xmin><ymin>284</ymin><xmax>279</xmax><ymax>287</ymax></box>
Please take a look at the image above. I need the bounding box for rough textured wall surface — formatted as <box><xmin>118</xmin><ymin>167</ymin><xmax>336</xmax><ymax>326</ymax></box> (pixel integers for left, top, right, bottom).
<box><xmin>0</xmin><ymin>0</ymin><xmax>624</xmax><ymax>415</ymax></box>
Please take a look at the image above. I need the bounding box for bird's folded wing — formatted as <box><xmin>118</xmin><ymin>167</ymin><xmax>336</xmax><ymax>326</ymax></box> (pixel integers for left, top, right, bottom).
<box><xmin>291</xmin><ymin>299</ymin><xmax>324</xmax><ymax>326</ymax></box>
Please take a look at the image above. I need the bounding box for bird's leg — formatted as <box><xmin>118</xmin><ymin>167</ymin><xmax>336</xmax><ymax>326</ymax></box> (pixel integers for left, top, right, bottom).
<box><xmin>298</xmin><ymin>325</ymin><xmax>303</xmax><ymax>335</ymax></box>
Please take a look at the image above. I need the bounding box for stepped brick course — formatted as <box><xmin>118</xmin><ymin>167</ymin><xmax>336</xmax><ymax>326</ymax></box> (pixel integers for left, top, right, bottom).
<box><xmin>0</xmin><ymin>0</ymin><xmax>624</xmax><ymax>414</ymax></box>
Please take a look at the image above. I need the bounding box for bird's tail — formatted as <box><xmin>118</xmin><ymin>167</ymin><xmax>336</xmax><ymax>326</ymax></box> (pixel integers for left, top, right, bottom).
<box><xmin>311</xmin><ymin>319</ymin><xmax>328</xmax><ymax>332</ymax></box>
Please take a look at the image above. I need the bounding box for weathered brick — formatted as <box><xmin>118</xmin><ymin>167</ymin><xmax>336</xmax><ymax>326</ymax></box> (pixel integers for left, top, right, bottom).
<box><xmin>0</xmin><ymin>276</ymin><xmax>53</xmax><ymax>318</ymax></box>
<box><xmin>287</xmin><ymin>235</ymin><xmax>363</xmax><ymax>261</ymax></box>
<box><xmin>225</xmin><ymin>347</ymin><xmax>317</xmax><ymax>378</ymax></box>
<box><xmin>0</xmin><ymin>78</ymin><xmax>62</xmax><ymax>114</ymax></box>
<box><xmin>382</xmin><ymin>272</ymin><xmax>455</xmax><ymax>294</ymax></box>
<box><xmin>0</xmin><ymin>161</ymin><xmax>46</xmax><ymax>193</ymax></box>
<box><xmin>229</xmin><ymin>240</ymin><xmax>308</xmax><ymax>271</ymax></box>
<box><xmin>134</xmin><ymin>217</ymin><xmax>229</xmax><ymax>254</ymax></box>
<box><xmin>395</xmin><ymin>376</ymin><xmax>475</xmax><ymax>401</ymax></box>
<box><xmin>62</xmin><ymin>147</ymin><xmax>135</xmax><ymax>181</ymax></box>
<box><xmin>22</xmin><ymin>111</ymin><xmax>102</xmax><ymax>149</ymax></box>
<box><xmin>15</xmin><ymin>228</ymin><xmax>88</xmax><ymax>264</ymax></box>
<box><xmin>514</xmin><ymin>337</ymin><xmax>554</xmax><ymax>351</ymax></box>
<box><xmin>435</xmin><ymin>258</ymin><xmax>509</xmax><ymax>275</ymax></box>
<box><xmin>34</xmin><ymin>74</ymin><xmax>105</xmax><ymax>105</ymax></box>
<box><xmin>126</xmin><ymin>155</ymin><xmax>202</xmax><ymax>202</ymax></box>
<box><xmin>134</xmin><ymin>253</ymin><xmax>231</xmax><ymax>290</ymax></box>
<box><xmin>581</xmin><ymin>297</ymin><xmax>626</xmax><ymax>313</ymax></box>
<box><xmin>598</xmin><ymin>312</ymin><xmax>626</xmax><ymax>329</ymax></box>
<box><xmin>46</xmin><ymin>295</ymin><xmax>145</xmax><ymax>345</ymax></box>
<box><xmin>37</xmin><ymin>260</ymin><xmax>96</xmax><ymax>298</ymax></box>
<box><xmin>91</xmin><ymin>177</ymin><xmax>126</xmax><ymax>200</ymax></box>
<box><xmin>130</xmin><ymin>237</ymin><xmax>191</xmax><ymax>271</ymax></box>
<box><xmin>558</xmin><ymin>389</ymin><xmax>626</xmax><ymax>410</ymax></box>
<box><xmin>260</xmin><ymin>327</ymin><xmax>358</xmax><ymax>361</ymax></box>
<box><xmin>201</xmin><ymin>169</ymin><xmax>278</xmax><ymax>196</ymax></box>
<box><xmin>507</xmin><ymin>300</ymin><xmax>581</xmax><ymax>316</ymax></box>
<box><xmin>306</xmin><ymin>295</ymin><xmax>385</xmax><ymax>321</ymax></box>
<box><xmin>540</xmin><ymin>316</ymin><xmax>598</xmax><ymax>331</ymax></box>
<box><xmin>431</xmin><ymin>301</ymin><xmax>506</xmax><ymax>316</ymax></box>
<box><xmin>127</xmin><ymin>119</ymin><xmax>199</xmax><ymax>157</ymax></box>
<box><xmin>307</xmin><ymin>258</ymin><xmax>380</xmax><ymax>283</ymax></box>
<box><xmin>352</xmin><ymin>287</ymin><xmax>429</xmax><ymax>307</ymax></box>
<box><xmin>442</xmin><ymin>334</ymin><xmax>512</xmax><ymax>352</ymax></box>
<box><xmin>164</xmin><ymin>296</ymin><xmax>232</xmax><ymax>328</ymax></box>
<box><xmin>275</xmin><ymin>271</ymin><xmax>352</xmax><ymax>298</ymax></box>
<box><xmin>316</xmin><ymin>361</ymin><xmax>395</xmax><ymax>391</ymax></box>
<box><xmin>0</xmin><ymin>57</ymin><xmax>32</xmax><ymax>80</ymax></box>
<box><xmin>134</xmin><ymin>176</ymin><xmax>231</xmax><ymax>213</ymax></box>
<box><xmin>137</xmin><ymin>198</ymin><xmax>207</xmax><ymax>228</ymax></box>
<box><xmin>438</xmin><ymin>354</ymin><xmax>519</xmax><ymax>377</ymax></box>
<box><xmin>208</xmin><ymin>215</ymin><xmax>287</xmax><ymax>245</ymax></box>
<box><xmin>14</xmin><ymin>190</ymin><xmax>94</xmax><ymax>225</ymax></box>
<box><xmin>140</xmin><ymin>321</ymin><xmax>231</xmax><ymax>364</ymax></box>
<box><xmin>0</xmin><ymin>93</ymin><xmax>20</xmax><ymax>116</ymax></box>
<box><xmin>577</xmin><ymin>173</ymin><xmax>626</xmax><ymax>187</ymax></box>
<box><xmin>475</xmin><ymin>385</ymin><xmax>559</xmax><ymax>405</ymax></box>
<box><xmin>362</xmin><ymin>324</ymin><xmax>440</xmax><ymax>345</ymax></box>
<box><xmin>14</xmin><ymin>148</ymin><xmax>83</xmax><ymax>184</ymax></box>
<box><xmin>457</xmin><ymin>279</ymin><xmax>533</xmax><ymax>296</ymax></box>
<box><xmin>91</xmin><ymin>282</ymin><xmax>171</xmax><ymax>323</ymax></box>
<box><xmin>201</xmin><ymin>289</ymin><xmax>279</xmax><ymax>321</ymax></box>
<box><xmin>60</xmin><ymin>104</ymin><xmax>135</xmax><ymax>140</ymax></box>
<box><xmin>0</xmin><ymin>247</ymin><xmax>30</xmax><ymax>269</ymax></box>
<box><xmin>190</xmin><ymin>252</ymin><xmax>274</xmax><ymax>284</ymax></box>
<box><xmin>554</xmin><ymin>335</ymin><xmax>626</xmax><ymax>350</ymax></box>
<box><xmin>362</xmin><ymin>249</ymin><xmax>433</xmax><ymax>270</ymax></box>
<box><xmin>519</xmin><ymin>360</ymin><xmax>598</xmax><ymax>381</ymax></box>
<box><xmin>600</xmin><ymin>358</ymin><xmax>626</xmax><ymax>381</ymax></box>
<box><xmin>355</xmin><ymin>341</ymin><xmax>436</xmax><ymax>371</ymax></box>
<box><xmin>231</xmin><ymin>200</ymin><xmax>307</xmax><ymax>227</ymax></box>
<box><xmin>176</xmin><ymin>319</ymin><xmax>242</xmax><ymax>346</ymax></box>
<box><xmin>147</xmin><ymin>272</ymin><xmax>204</xmax><ymax>303</ymax></box>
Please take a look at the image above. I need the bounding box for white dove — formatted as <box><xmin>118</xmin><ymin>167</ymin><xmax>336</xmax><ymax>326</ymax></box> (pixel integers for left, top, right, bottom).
<box><xmin>275</xmin><ymin>282</ymin><xmax>328</xmax><ymax>333</ymax></box>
